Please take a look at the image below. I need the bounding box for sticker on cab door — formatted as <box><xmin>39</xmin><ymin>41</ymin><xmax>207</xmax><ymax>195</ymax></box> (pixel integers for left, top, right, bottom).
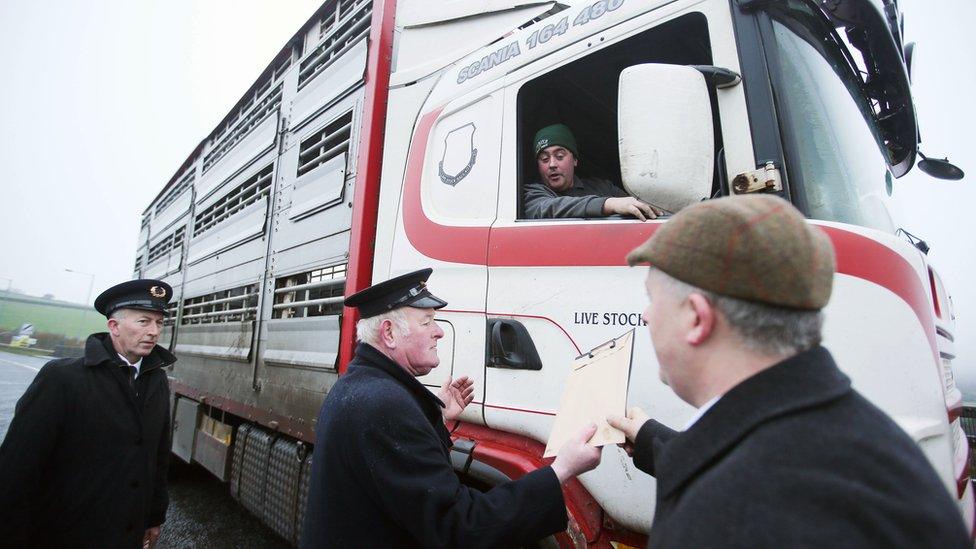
<box><xmin>439</xmin><ymin>123</ymin><xmax>478</xmax><ymax>186</ymax></box>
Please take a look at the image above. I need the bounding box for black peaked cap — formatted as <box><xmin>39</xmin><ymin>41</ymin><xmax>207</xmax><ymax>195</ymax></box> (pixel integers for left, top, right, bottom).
<box><xmin>345</xmin><ymin>268</ymin><xmax>447</xmax><ymax>318</ymax></box>
<box><xmin>94</xmin><ymin>279</ymin><xmax>173</xmax><ymax>317</ymax></box>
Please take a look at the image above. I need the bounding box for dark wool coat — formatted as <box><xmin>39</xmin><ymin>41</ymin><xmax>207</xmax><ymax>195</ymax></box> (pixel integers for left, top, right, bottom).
<box><xmin>633</xmin><ymin>346</ymin><xmax>969</xmax><ymax>548</ymax></box>
<box><xmin>0</xmin><ymin>333</ymin><xmax>175</xmax><ymax>548</ymax></box>
<box><xmin>301</xmin><ymin>342</ymin><xmax>567</xmax><ymax>548</ymax></box>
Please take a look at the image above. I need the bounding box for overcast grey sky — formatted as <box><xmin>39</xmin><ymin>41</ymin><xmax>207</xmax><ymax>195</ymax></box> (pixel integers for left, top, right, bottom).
<box><xmin>1</xmin><ymin>1</ymin><xmax>974</xmax><ymax>384</ymax></box>
<box><xmin>0</xmin><ymin>0</ymin><xmax>320</xmax><ymax>300</ymax></box>
<box><xmin>886</xmin><ymin>0</ymin><xmax>976</xmax><ymax>392</ymax></box>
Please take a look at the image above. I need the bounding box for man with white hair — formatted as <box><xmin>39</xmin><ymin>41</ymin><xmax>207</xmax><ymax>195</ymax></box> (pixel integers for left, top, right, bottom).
<box><xmin>608</xmin><ymin>195</ymin><xmax>969</xmax><ymax>547</ymax></box>
<box><xmin>302</xmin><ymin>268</ymin><xmax>601</xmax><ymax>548</ymax></box>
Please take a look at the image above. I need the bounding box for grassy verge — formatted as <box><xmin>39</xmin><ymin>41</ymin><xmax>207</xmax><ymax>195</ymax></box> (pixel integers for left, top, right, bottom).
<box><xmin>0</xmin><ymin>300</ymin><xmax>104</xmax><ymax>339</ymax></box>
<box><xmin>0</xmin><ymin>343</ymin><xmax>54</xmax><ymax>358</ymax></box>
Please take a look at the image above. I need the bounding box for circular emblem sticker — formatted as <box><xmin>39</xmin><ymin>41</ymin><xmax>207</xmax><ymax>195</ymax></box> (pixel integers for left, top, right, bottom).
<box><xmin>149</xmin><ymin>286</ymin><xmax>166</xmax><ymax>298</ymax></box>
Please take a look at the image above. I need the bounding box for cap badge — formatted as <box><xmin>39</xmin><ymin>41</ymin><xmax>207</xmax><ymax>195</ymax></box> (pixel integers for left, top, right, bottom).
<box><xmin>149</xmin><ymin>286</ymin><xmax>167</xmax><ymax>298</ymax></box>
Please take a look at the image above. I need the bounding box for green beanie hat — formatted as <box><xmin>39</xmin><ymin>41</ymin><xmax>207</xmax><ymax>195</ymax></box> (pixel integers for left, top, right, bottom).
<box><xmin>533</xmin><ymin>124</ymin><xmax>578</xmax><ymax>157</ymax></box>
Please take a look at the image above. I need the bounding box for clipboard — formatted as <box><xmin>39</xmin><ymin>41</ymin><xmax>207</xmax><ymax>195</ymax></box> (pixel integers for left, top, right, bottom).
<box><xmin>544</xmin><ymin>329</ymin><xmax>635</xmax><ymax>458</ymax></box>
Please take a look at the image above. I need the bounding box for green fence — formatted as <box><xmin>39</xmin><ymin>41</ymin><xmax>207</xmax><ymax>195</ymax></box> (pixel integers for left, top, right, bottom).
<box><xmin>0</xmin><ymin>295</ymin><xmax>105</xmax><ymax>341</ymax></box>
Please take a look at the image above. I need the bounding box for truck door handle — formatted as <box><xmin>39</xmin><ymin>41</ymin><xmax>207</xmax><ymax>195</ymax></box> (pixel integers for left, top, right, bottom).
<box><xmin>487</xmin><ymin>319</ymin><xmax>542</xmax><ymax>370</ymax></box>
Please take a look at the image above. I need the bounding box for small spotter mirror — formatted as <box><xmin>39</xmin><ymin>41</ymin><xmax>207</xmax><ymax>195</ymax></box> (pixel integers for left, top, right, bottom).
<box><xmin>917</xmin><ymin>151</ymin><xmax>964</xmax><ymax>180</ymax></box>
<box><xmin>903</xmin><ymin>42</ymin><xmax>916</xmax><ymax>82</ymax></box>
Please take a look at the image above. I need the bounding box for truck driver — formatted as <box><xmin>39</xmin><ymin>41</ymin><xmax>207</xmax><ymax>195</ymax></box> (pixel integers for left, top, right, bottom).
<box><xmin>523</xmin><ymin>123</ymin><xmax>662</xmax><ymax>220</ymax></box>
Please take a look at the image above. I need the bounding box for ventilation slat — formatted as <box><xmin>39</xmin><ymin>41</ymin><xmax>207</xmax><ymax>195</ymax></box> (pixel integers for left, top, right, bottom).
<box><xmin>194</xmin><ymin>164</ymin><xmax>273</xmax><ymax>237</ymax></box>
<box><xmin>297</xmin><ymin>120</ymin><xmax>352</xmax><ymax>160</ymax></box>
<box><xmin>203</xmin><ymin>85</ymin><xmax>283</xmax><ymax>173</ymax></box>
<box><xmin>273</xmin><ymin>264</ymin><xmax>346</xmax><ymax>319</ymax></box>
<box><xmin>155</xmin><ymin>170</ymin><xmax>195</xmax><ymax>216</ymax></box>
<box><xmin>148</xmin><ymin>227</ymin><xmax>186</xmax><ymax>264</ymax></box>
<box><xmin>298</xmin><ymin>0</ymin><xmax>372</xmax><ymax>90</ymax></box>
<box><xmin>162</xmin><ymin>302</ymin><xmax>178</xmax><ymax>327</ymax></box>
<box><xmin>297</xmin><ymin>113</ymin><xmax>352</xmax><ymax>177</ymax></box>
<box><xmin>182</xmin><ymin>283</ymin><xmax>259</xmax><ymax>325</ymax></box>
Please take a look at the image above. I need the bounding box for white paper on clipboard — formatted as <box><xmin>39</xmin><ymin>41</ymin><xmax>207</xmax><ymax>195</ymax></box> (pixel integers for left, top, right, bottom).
<box><xmin>544</xmin><ymin>329</ymin><xmax>635</xmax><ymax>458</ymax></box>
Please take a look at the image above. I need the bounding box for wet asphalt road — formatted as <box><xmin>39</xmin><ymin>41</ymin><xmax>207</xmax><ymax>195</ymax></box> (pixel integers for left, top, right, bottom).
<box><xmin>0</xmin><ymin>350</ymin><xmax>289</xmax><ymax>548</ymax></box>
<box><xmin>161</xmin><ymin>460</ymin><xmax>289</xmax><ymax>548</ymax></box>
<box><xmin>0</xmin><ymin>349</ymin><xmax>45</xmax><ymax>442</ymax></box>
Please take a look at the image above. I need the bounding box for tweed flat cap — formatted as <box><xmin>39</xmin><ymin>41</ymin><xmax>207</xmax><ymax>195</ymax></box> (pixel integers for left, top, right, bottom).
<box><xmin>626</xmin><ymin>195</ymin><xmax>835</xmax><ymax>310</ymax></box>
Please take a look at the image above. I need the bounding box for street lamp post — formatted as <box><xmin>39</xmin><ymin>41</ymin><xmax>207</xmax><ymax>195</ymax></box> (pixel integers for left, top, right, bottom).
<box><xmin>65</xmin><ymin>269</ymin><xmax>96</xmax><ymax>328</ymax></box>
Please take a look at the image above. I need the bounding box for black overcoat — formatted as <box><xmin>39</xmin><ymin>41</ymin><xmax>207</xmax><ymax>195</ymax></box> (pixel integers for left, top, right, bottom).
<box><xmin>0</xmin><ymin>333</ymin><xmax>175</xmax><ymax>548</ymax></box>
<box><xmin>632</xmin><ymin>346</ymin><xmax>969</xmax><ymax>547</ymax></box>
<box><xmin>301</xmin><ymin>342</ymin><xmax>567</xmax><ymax>548</ymax></box>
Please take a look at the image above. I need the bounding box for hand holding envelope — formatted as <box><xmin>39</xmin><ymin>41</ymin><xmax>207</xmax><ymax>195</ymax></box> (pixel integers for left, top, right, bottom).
<box><xmin>544</xmin><ymin>329</ymin><xmax>635</xmax><ymax>458</ymax></box>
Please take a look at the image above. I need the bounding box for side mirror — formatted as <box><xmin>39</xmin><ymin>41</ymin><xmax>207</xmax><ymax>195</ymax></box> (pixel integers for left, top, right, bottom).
<box><xmin>618</xmin><ymin>64</ymin><xmax>714</xmax><ymax>213</ymax></box>
<box><xmin>917</xmin><ymin>151</ymin><xmax>964</xmax><ymax>180</ymax></box>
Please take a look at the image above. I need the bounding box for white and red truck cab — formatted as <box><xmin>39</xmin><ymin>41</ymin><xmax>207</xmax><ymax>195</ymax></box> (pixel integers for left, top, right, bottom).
<box><xmin>135</xmin><ymin>0</ymin><xmax>972</xmax><ymax>545</ymax></box>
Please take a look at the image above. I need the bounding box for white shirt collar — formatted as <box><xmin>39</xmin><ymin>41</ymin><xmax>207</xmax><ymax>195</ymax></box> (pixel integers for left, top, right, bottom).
<box><xmin>683</xmin><ymin>395</ymin><xmax>721</xmax><ymax>431</ymax></box>
<box><xmin>117</xmin><ymin>354</ymin><xmax>143</xmax><ymax>377</ymax></box>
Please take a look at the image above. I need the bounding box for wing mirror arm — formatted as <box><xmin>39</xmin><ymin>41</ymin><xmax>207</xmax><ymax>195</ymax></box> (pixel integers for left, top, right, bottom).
<box><xmin>691</xmin><ymin>65</ymin><xmax>742</xmax><ymax>88</ymax></box>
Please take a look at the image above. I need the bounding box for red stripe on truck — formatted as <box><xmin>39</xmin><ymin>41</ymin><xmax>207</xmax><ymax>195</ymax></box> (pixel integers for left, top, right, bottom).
<box><xmin>401</xmin><ymin>109</ymin><xmax>938</xmax><ymax>358</ymax></box>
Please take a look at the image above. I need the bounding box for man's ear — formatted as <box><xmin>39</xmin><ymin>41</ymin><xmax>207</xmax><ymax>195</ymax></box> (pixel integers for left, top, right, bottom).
<box><xmin>107</xmin><ymin>318</ymin><xmax>120</xmax><ymax>337</ymax></box>
<box><xmin>379</xmin><ymin>318</ymin><xmax>397</xmax><ymax>348</ymax></box>
<box><xmin>686</xmin><ymin>293</ymin><xmax>715</xmax><ymax>346</ymax></box>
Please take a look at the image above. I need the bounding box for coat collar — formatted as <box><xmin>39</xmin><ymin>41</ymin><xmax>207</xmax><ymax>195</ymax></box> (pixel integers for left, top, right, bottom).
<box><xmin>352</xmin><ymin>343</ymin><xmax>451</xmax><ymax>445</ymax></box>
<box><xmin>353</xmin><ymin>342</ymin><xmax>446</xmax><ymax>411</ymax></box>
<box><xmin>654</xmin><ymin>346</ymin><xmax>850</xmax><ymax>500</ymax></box>
<box><xmin>83</xmin><ymin>332</ymin><xmax>177</xmax><ymax>373</ymax></box>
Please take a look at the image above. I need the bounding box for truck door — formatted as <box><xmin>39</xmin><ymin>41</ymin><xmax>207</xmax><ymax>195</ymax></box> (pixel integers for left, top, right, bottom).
<box><xmin>388</xmin><ymin>88</ymin><xmax>506</xmax><ymax>409</ymax></box>
<box><xmin>484</xmin><ymin>0</ymin><xmax>755</xmax><ymax>533</ymax></box>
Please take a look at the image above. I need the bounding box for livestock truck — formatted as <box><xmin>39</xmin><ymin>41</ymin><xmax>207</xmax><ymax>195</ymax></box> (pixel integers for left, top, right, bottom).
<box><xmin>133</xmin><ymin>0</ymin><xmax>973</xmax><ymax>544</ymax></box>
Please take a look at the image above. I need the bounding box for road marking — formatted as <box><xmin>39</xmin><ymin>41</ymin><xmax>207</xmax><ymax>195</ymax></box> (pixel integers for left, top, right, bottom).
<box><xmin>0</xmin><ymin>357</ymin><xmax>41</xmax><ymax>372</ymax></box>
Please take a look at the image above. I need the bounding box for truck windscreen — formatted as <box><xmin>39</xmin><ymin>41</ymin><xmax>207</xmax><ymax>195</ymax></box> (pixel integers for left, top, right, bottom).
<box><xmin>764</xmin><ymin>0</ymin><xmax>895</xmax><ymax>233</ymax></box>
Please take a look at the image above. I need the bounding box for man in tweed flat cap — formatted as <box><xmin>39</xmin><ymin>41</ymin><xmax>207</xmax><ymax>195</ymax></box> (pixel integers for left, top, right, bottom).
<box><xmin>607</xmin><ymin>195</ymin><xmax>968</xmax><ymax>547</ymax></box>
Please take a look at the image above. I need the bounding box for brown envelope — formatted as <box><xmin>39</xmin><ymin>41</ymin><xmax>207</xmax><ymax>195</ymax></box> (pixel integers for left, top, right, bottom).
<box><xmin>544</xmin><ymin>329</ymin><xmax>634</xmax><ymax>458</ymax></box>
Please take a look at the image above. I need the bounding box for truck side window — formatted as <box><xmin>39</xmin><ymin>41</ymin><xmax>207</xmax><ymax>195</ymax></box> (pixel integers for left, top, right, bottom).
<box><xmin>517</xmin><ymin>12</ymin><xmax>720</xmax><ymax>220</ymax></box>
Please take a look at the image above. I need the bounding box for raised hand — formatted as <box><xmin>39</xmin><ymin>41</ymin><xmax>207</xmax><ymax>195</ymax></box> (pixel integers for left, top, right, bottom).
<box><xmin>438</xmin><ymin>375</ymin><xmax>475</xmax><ymax>423</ymax></box>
